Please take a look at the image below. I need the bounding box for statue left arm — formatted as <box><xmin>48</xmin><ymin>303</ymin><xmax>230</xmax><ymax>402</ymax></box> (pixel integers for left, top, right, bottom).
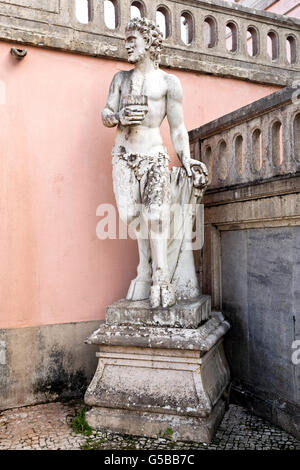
<box><xmin>166</xmin><ymin>74</ymin><xmax>197</xmax><ymax>177</ymax></box>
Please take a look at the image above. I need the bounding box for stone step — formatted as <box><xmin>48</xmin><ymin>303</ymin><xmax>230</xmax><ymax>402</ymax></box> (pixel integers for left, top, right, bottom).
<box><xmin>105</xmin><ymin>296</ymin><xmax>211</xmax><ymax>329</ymax></box>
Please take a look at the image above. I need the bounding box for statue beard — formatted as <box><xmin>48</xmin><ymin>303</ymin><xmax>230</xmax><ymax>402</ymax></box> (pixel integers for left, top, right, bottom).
<box><xmin>128</xmin><ymin>49</ymin><xmax>148</xmax><ymax>64</ymax></box>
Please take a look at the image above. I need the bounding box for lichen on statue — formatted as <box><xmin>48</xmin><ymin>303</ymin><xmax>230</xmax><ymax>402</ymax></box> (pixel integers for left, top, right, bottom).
<box><xmin>101</xmin><ymin>17</ymin><xmax>208</xmax><ymax>308</ymax></box>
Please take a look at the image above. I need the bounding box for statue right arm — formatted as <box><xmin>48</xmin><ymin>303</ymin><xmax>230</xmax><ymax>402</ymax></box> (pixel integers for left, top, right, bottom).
<box><xmin>102</xmin><ymin>72</ymin><xmax>122</xmax><ymax>127</ymax></box>
<box><xmin>102</xmin><ymin>71</ymin><xmax>148</xmax><ymax>127</ymax></box>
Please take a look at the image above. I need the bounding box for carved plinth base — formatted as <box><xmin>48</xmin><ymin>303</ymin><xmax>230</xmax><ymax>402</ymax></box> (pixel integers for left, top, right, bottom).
<box><xmin>84</xmin><ymin>302</ymin><xmax>230</xmax><ymax>443</ymax></box>
<box><xmin>86</xmin><ymin>399</ymin><xmax>226</xmax><ymax>444</ymax></box>
<box><xmin>106</xmin><ymin>296</ymin><xmax>211</xmax><ymax>328</ymax></box>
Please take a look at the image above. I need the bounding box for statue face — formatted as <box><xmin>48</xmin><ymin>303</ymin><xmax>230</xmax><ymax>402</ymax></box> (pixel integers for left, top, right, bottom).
<box><xmin>125</xmin><ymin>29</ymin><xmax>149</xmax><ymax>64</ymax></box>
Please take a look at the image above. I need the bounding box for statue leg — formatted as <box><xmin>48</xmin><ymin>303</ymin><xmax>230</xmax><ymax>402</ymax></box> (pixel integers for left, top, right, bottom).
<box><xmin>113</xmin><ymin>158</ymin><xmax>152</xmax><ymax>300</ymax></box>
<box><xmin>125</xmin><ymin>173</ymin><xmax>153</xmax><ymax>300</ymax></box>
<box><xmin>141</xmin><ymin>165</ymin><xmax>175</xmax><ymax>308</ymax></box>
<box><xmin>127</xmin><ymin>220</ymin><xmax>152</xmax><ymax>301</ymax></box>
<box><xmin>149</xmin><ymin>218</ymin><xmax>175</xmax><ymax>308</ymax></box>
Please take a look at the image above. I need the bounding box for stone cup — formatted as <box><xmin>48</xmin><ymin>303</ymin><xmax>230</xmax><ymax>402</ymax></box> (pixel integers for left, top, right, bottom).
<box><xmin>120</xmin><ymin>94</ymin><xmax>148</xmax><ymax>124</ymax></box>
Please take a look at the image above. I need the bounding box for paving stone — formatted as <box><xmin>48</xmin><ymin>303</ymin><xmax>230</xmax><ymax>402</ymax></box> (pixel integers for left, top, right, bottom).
<box><xmin>0</xmin><ymin>402</ymin><xmax>299</xmax><ymax>450</ymax></box>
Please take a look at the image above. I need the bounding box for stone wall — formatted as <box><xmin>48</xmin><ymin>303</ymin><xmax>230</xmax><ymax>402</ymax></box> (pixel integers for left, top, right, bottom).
<box><xmin>189</xmin><ymin>86</ymin><xmax>300</xmax><ymax>438</ymax></box>
<box><xmin>0</xmin><ymin>0</ymin><xmax>299</xmax><ymax>85</ymax></box>
<box><xmin>221</xmin><ymin>226</ymin><xmax>300</xmax><ymax>439</ymax></box>
<box><xmin>0</xmin><ymin>321</ymin><xmax>100</xmax><ymax>410</ymax></box>
<box><xmin>190</xmin><ymin>85</ymin><xmax>300</xmax><ymax>190</ymax></box>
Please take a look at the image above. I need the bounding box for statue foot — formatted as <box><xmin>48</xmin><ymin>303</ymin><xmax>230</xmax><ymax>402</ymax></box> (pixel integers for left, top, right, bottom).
<box><xmin>150</xmin><ymin>283</ymin><xmax>176</xmax><ymax>308</ymax></box>
<box><xmin>150</xmin><ymin>269</ymin><xmax>176</xmax><ymax>308</ymax></box>
<box><xmin>127</xmin><ymin>276</ymin><xmax>151</xmax><ymax>301</ymax></box>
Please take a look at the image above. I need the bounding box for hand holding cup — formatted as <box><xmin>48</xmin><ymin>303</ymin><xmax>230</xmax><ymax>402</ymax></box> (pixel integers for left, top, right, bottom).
<box><xmin>118</xmin><ymin>95</ymin><xmax>148</xmax><ymax>126</ymax></box>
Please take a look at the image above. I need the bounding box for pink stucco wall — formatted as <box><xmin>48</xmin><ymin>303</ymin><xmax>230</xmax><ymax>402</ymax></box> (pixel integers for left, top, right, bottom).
<box><xmin>221</xmin><ymin>0</ymin><xmax>300</xmax><ymax>18</ymax></box>
<box><xmin>266</xmin><ymin>0</ymin><xmax>300</xmax><ymax>18</ymax></box>
<box><xmin>0</xmin><ymin>42</ymin><xmax>280</xmax><ymax>329</ymax></box>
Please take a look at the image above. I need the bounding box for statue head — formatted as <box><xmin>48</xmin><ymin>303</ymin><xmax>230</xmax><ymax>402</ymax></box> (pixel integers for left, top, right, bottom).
<box><xmin>125</xmin><ymin>17</ymin><xmax>163</xmax><ymax>68</ymax></box>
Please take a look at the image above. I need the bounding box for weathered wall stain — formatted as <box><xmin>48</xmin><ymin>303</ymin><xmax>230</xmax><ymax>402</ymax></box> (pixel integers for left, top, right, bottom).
<box><xmin>0</xmin><ymin>321</ymin><xmax>99</xmax><ymax>410</ymax></box>
<box><xmin>33</xmin><ymin>345</ymin><xmax>88</xmax><ymax>399</ymax></box>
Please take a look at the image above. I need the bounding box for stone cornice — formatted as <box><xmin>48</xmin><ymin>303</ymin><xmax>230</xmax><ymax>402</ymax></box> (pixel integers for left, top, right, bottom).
<box><xmin>0</xmin><ymin>0</ymin><xmax>299</xmax><ymax>85</ymax></box>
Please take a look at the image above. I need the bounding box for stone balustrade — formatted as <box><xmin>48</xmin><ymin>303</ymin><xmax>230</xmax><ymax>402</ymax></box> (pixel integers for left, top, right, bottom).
<box><xmin>0</xmin><ymin>0</ymin><xmax>299</xmax><ymax>85</ymax></box>
<box><xmin>189</xmin><ymin>85</ymin><xmax>300</xmax><ymax>189</ymax></box>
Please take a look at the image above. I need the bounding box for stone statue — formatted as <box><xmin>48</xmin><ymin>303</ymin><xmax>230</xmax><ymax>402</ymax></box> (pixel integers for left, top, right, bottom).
<box><xmin>85</xmin><ymin>19</ymin><xmax>230</xmax><ymax>442</ymax></box>
<box><xmin>102</xmin><ymin>17</ymin><xmax>208</xmax><ymax>308</ymax></box>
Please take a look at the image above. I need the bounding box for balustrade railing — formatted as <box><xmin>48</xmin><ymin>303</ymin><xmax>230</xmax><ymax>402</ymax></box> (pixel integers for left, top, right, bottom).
<box><xmin>189</xmin><ymin>85</ymin><xmax>300</xmax><ymax>189</ymax></box>
<box><xmin>0</xmin><ymin>0</ymin><xmax>299</xmax><ymax>85</ymax></box>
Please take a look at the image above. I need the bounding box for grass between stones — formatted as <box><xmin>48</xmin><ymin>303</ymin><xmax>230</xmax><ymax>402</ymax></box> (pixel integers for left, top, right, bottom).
<box><xmin>70</xmin><ymin>406</ymin><xmax>93</xmax><ymax>437</ymax></box>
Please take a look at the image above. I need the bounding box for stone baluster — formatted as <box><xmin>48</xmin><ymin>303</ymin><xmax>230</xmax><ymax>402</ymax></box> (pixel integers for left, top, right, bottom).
<box><xmin>191</xmin><ymin>86</ymin><xmax>300</xmax><ymax>189</ymax></box>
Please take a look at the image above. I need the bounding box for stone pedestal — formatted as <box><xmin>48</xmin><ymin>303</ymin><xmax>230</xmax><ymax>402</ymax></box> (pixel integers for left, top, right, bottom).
<box><xmin>84</xmin><ymin>297</ymin><xmax>230</xmax><ymax>443</ymax></box>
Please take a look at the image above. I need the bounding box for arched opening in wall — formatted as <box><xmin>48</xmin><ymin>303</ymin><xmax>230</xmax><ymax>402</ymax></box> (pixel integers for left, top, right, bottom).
<box><xmin>203</xmin><ymin>145</ymin><xmax>212</xmax><ymax>184</ymax></box>
<box><xmin>156</xmin><ymin>7</ymin><xmax>170</xmax><ymax>39</ymax></box>
<box><xmin>131</xmin><ymin>1</ymin><xmax>145</xmax><ymax>19</ymax></box>
<box><xmin>247</xmin><ymin>26</ymin><xmax>259</xmax><ymax>57</ymax></box>
<box><xmin>203</xmin><ymin>16</ymin><xmax>217</xmax><ymax>48</ymax></box>
<box><xmin>104</xmin><ymin>0</ymin><xmax>119</xmax><ymax>29</ymax></box>
<box><xmin>267</xmin><ymin>31</ymin><xmax>279</xmax><ymax>60</ymax></box>
<box><xmin>293</xmin><ymin>113</ymin><xmax>300</xmax><ymax>162</ymax></box>
<box><xmin>181</xmin><ymin>12</ymin><xmax>194</xmax><ymax>45</ymax></box>
<box><xmin>226</xmin><ymin>22</ymin><xmax>238</xmax><ymax>52</ymax></box>
<box><xmin>271</xmin><ymin>121</ymin><xmax>283</xmax><ymax>167</ymax></box>
<box><xmin>75</xmin><ymin>0</ymin><xmax>92</xmax><ymax>23</ymax></box>
<box><xmin>217</xmin><ymin>140</ymin><xmax>228</xmax><ymax>180</ymax></box>
<box><xmin>234</xmin><ymin>135</ymin><xmax>243</xmax><ymax>176</ymax></box>
<box><xmin>286</xmin><ymin>35</ymin><xmax>297</xmax><ymax>64</ymax></box>
<box><xmin>252</xmin><ymin>128</ymin><xmax>262</xmax><ymax>171</ymax></box>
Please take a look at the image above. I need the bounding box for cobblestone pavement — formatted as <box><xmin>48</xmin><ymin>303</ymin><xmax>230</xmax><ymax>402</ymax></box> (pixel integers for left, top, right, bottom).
<box><xmin>0</xmin><ymin>401</ymin><xmax>299</xmax><ymax>451</ymax></box>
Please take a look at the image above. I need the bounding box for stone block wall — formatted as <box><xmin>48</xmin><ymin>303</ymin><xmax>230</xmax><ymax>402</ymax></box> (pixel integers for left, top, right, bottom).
<box><xmin>221</xmin><ymin>227</ymin><xmax>300</xmax><ymax>439</ymax></box>
<box><xmin>0</xmin><ymin>321</ymin><xmax>100</xmax><ymax>410</ymax></box>
<box><xmin>189</xmin><ymin>86</ymin><xmax>300</xmax><ymax>438</ymax></box>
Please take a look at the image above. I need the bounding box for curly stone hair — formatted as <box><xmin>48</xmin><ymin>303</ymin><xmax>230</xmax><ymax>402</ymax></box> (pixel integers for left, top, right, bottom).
<box><xmin>125</xmin><ymin>17</ymin><xmax>163</xmax><ymax>68</ymax></box>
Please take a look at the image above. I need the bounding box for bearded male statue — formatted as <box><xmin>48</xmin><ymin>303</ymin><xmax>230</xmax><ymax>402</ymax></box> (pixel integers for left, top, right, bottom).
<box><xmin>102</xmin><ymin>17</ymin><xmax>208</xmax><ymax>309</ymax></box>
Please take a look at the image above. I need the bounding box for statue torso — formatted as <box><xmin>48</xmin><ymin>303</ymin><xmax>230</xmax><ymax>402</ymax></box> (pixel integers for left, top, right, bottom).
<box><xmin>113</xmin><ymin>69</ymin><xmax>169</xmax><ymax>156</ymax></box>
